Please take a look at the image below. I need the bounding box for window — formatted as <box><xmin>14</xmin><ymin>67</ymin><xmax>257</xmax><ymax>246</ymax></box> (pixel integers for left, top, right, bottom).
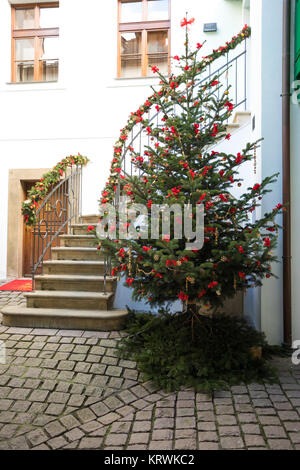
<box><xmin>11</xmin><ymin>3</ymin><xmax>59</xmax><ymax>83</ymax></box>
<box><xmin>118</xmin><ymin>0</ymin><xmax>170</xmax><ymax>78</ymax></box>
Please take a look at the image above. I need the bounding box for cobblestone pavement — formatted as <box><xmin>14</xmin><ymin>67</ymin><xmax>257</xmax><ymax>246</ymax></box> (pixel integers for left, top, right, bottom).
<box><xmin>0</xmin><ymin>290</ymin><xmax>300</xmax><ymax>450</ymax></box>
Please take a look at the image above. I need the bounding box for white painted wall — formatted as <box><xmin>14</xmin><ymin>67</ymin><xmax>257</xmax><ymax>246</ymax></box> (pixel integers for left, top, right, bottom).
<box><xmin>0</xmin><ymin>0</ymin><xmax>245</xmax><ymax>279</ymax></box>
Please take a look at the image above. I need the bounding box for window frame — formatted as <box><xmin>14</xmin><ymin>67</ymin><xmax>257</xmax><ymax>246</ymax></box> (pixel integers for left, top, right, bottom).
<box><xmin>117</xmin><ymin>0</ymin><xmax>171</xmax><ymax>78</ymax></box>
<box><xmin>11</xmin><ymin>2</ymin><xmax>59</xmax><ymax>83</ymax></box>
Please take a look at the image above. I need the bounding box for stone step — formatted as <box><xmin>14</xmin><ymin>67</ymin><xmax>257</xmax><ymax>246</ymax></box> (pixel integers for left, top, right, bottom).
<box><xmin>1</xmin><ymin>306</ymin><xmax>128</xmax><ymax>331</ymax></box>
<box><xmin>59</xmin><ymin>234</ymin><xmax>97</xmax><ymax>248</ymax></box>
<box><xmin>80</xmin><ymin>214</ymin><xmax>99</xmax><ymax>224</ymax></box>
<box><xmin>34</xmin><ymin>274</ymin><xmax>116</xmax><ymax>292</ymax></box>
<box><xmin>72</xmin><ymin>224</ymin><xmax>97</xmax><ymax>236</ymax></box>
<box><xmin>25</xmin><ymin>290</ymin><xmax>114</xmax><ymax>311</ymax></box>
<box><xmin>52</xmin><ymin>247</ymin><xmax>103</xmax><ymax>261</ymax></box>
<box><xmin>233</xmin><ymin>110</ymin><xmax>251</xmax><ymax>126</ymax></box>
<box><xmin>226</xmin><ymin>122</ymin><xmax>240</xmax><ymax>133</ymax></box>
<box><xmin>43</xmin><ymin>260</ymin><xmax>105</xmax><ymax>276</ymax></box>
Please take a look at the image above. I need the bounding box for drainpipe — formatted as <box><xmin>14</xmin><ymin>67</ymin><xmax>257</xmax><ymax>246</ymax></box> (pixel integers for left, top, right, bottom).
<box><xmin>282</xmin><ymin>0</ymin><xmax>292</xmax><ymax>345</ymax></box>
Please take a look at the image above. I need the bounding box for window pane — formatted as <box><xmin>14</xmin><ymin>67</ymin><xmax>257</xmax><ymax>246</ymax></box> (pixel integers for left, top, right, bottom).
<box><xmin>147</xmin><ymin>0</ymin><xmax>169</xmax><ymax>21</ymax></box>
<box><xmin>15</xmin><ymin>62</ymin><xmax>34</xmax><ymax>82</ymax></box>
<box><xmin>120</xmin><ymin>32</ymin><xmax>142</xmax><ymax>77</ymax></box>
<box><xmin>147</xmin><ymin>31</ymin><xmax>168</xmax><ymax>75</ymax></box>
<box><xmin>15</xmin><ymin>8</ymin><xmax>35</xmax><ymax>29</ymax></box>
<box><xmin>40</xmin><ymin>37</ymin><xmax>59</xmax><ymax>60</ymax></box>
<box><xmin>121</xmin><ymin>0</ymin><xmax>143</xmax><ymax>23</ymax></box>
<box><xmin>121</xmin><ymin>32</ymin><xmax>142</xmax><ymax>54</ymax></box>
<box><xmin>121</xmin><ymin>56</ymin><xmax>142</xmax><ymax>77</ymax></box>
<box><xmin>41</xmin><ymin>60</ymin><xmax>59</xmax><ymax>81</ymax></box>
<box><xmin>15</xmin><ymin>39</ymin><xmax>35</xmax><ymax>60</ymax></box>
<box><xmin>40</xmin><ymin>7</ymin><xmax>59</xmax><ymax>28</ymax></box>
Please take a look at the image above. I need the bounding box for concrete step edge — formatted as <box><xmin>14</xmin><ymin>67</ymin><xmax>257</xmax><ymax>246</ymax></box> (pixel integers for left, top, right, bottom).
<box><xmin>2</xmin><ymin>306</ymin><xmax>128</xmax><ymax>319</ymax></box>
<box><xmin>34</xmin><ymin>275</ymin><xmax>117</xmax><ymax>281</ymax></box>
<box><xmin>24</xmin><ymin>290</ymin><xmax>114</xmax><ymax>299</ymax></box>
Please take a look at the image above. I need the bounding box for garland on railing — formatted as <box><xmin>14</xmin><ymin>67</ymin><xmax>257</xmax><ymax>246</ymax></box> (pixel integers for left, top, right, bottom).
<box><xmin>22</xmin><ymin>154</ymin><xmax>89</xmax><ymax>226</ymax></box>
<box><xmin>99</xmin><ymin>24</ymin><xmax>251</xmax><ymax>211</ymax></box>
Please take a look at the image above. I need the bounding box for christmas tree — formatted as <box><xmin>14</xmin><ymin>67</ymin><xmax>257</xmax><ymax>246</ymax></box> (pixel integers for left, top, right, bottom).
<box><xmin>96</xmin><ymin>20</ymin><xmax>283</xmax><ymax>317</ymax></box>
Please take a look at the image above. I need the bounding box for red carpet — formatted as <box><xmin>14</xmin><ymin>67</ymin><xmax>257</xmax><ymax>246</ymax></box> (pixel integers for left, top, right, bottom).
<box><xmin>0</xmin><ymin>279</ymin><xmax>33</xmax><ymax>292</ymax></box>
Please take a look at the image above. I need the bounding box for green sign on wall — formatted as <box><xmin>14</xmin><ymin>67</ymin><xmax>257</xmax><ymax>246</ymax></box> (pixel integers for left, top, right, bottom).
<box><xmin>296</xmin><ymin>0</ymin><xmax>300</xmax><ymax>79</ymax></box>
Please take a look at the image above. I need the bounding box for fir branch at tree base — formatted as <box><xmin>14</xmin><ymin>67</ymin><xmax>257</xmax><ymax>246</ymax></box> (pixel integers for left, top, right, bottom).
<box><xmin>118</xmin><ymin>309</ymin><xmax>286</xmax><ymax>394</ymax></box>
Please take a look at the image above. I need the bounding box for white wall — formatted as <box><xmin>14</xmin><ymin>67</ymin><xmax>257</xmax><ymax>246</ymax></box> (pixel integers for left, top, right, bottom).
<box><xmin>0</xmin><ymin>0</ymin><xmax>244</xmax><ymax>280</ymax></box>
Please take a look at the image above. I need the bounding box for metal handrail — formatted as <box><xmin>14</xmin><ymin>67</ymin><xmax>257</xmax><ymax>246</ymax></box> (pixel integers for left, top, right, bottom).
<box><xmin>103</xmin><ymin>38</ymin><xmax>248</xmax><ymax>287</ymax></box>
<box><xmin>32</xmin><ymin>165</ymin><xmax>83</xmax><ymax>284</ymax></box>
<box><xmin>118</xmin><ymin>38</ymin><xmax>248</xmax><ymax>183</ymax></box>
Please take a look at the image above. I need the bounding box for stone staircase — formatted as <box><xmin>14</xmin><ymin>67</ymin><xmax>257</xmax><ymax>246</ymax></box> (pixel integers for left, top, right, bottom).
<box><xmin>2</xmin><ymin>215</ymin><xmax>128</xmax><ymax>331</ymax></box>
<box><xmin>226</xmin><ymin>110</ymin><xmax>251</xmax><ymax>134</ymax></box>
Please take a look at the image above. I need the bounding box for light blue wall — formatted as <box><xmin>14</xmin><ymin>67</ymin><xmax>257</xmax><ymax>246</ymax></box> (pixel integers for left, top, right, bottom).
<box><xmin>291</xmin><ymin>0</ymin><xmax>300</xmax><ymax>341</ymax></box>
<box><xmin>260</xmin><ymin>0</ymin><xmax>284</xmax><ymax>344</ymax></box>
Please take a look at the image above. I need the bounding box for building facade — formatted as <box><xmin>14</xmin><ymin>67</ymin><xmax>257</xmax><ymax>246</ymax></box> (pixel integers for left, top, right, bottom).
<box><xmin>0</xmin><ymin>0</ymin><xmax>299</xmax><ymax>343</ymax></box>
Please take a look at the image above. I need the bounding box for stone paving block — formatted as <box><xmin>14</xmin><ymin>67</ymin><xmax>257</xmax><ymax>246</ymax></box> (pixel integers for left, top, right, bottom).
<box><xmin>90</xmin><ymin>402</ymin><xmax>110</xmax><ymax>418</ymax></box>
<box><xmin>219</xmin><ymin>425</ymin><xmax>241</xmax><ymax>438</ymax></box>
<box><xmin>174</xmin><ymin>438</ymin><xmax>197</xmax><ymax>450</ymax></box>
<box><xmin>11</xmin><ymin>401</ymin><xmax>31</xmax><ymax>413</ymax></box>
<box><xmin>0</xmin><ymin>399</ymin><xmax>13</xmax><ymax>411</ymax></box>
<box><xmin>268</xmin><ymin>439</ymin><xmax>293</xmax><ymax>450</ymax></box>
<box><xmin>244</xmin><ymin>434</ymin><xmax>266</xmax><ymax>447</ymax></box>
<box><xmin>9</xmin><ymin>435</ymin><xmax>30</xmax><ymax>450</ymax></box>
<box><xmin>197</xmin><ymin>422</ymin><xmax>217</xmax><ymax>431</ymax></box>
<box><xmin>198</xmin><ymin>431</ymin><xmax>218</xmax><ymax>442</ymax></box>
<box><xmin>44</xmin><ymin>420</ymin><xmax>66</xmax><ymax>437</ymax></box>
<box><xmin>98</xmin><ymin>412</ymin><xmax>121</xmax><ymax>425</ymax></box>
<box><xmin>48</xmin><ymin>392</ymin><xmax>70</xmax><ymax>404</ymax></box>
<box><xmin>129</xmin><ymin>432</ymin><xmax>150</xmax><ymax>445</ymax></box>
<box><xmin>135</xmin><ymin>410</ymin><xmax>153</xmax><ymax>421</ymax></box>
<box><xmin>220</xmin><ymin>436</ymin><xmax>245</xmax><ymax>449</ymax></box>
<box><xmin>148</xmin><ymin>440</ymin><xmax>173</xmax><ymax>450</ymax></box>
<box><xmin>105</xmin><ymin>433</ymin><xmax>127</xmax><ymax>446</ymax></box>
<box><xmin>197</xmin><ymin>411</ymin><xmax>215</xmax><ymax>422</ymax></box>
<box><xmin>79</xmin><ymin>437</ymin><xmax>102</xmax><ymax>449</ymax></box>
<box><xmin>284</xmin><ymin>421</ymin><xmax>300</xmax><ymax>432</ymax></box>
<box><xmin>0</xmin><ymin>424</ymin><xmax>19</xmax><ymax>439</ymax></box>
<box><xmin>60</xmin><ymin>414</ymin><xmax>81</xmax><ymax>430</ymax></box>
<box><xmin>155</xmin><ymin>408</ymin><xmax>174</xmax><ymax>418</ymax></box>
<box><xmin>154</xmin><ymin>417</ymin><xmax>175</xmax><ymax>429</ymax></box>
<box><xmin>263</xmin><ymin>425</ymin><xmax>287</xmax><ymax>438</ymax></box>
<box><xmin>48</xmin><ymin>436</ymin><xmax>68</xmax><ymax>449</ymax></box>
<box><xmin>28</xmin><ymin>390</ymin><xmax>49</xmax><ymax>402</ymax></box>
<box><xmin>26</xmin><ymin>429</ymin><xmax>48</xmax><ymax>447</ymax></box>
<box><xmin>176</xmin><ymin>408</ymin><xmax>195</xmax><ymax>417</ymax></box>
<box><xmin>132</xmin><ymin>420</ymin><xmax>152</xmax><ymax>433</ymax></box>
<box><xmin>176</xmin><ymin>416</ymin><xmax>196</xmax><ymax>429</ymax></box>
<box><xmin>65</xmin><ymin>427</ymin><xmax>85</xmax><ymax>442</ymax></box>
<box><xmin>45</xmin><ymin>403</ymin><xmax>66</xmax><ymax>416</ymax></box>
<box><xmin>217</xmin><ymin>415</ymin><xmax>237</xmax><ymax>426</ymax></box>
<box><xmin>76</xmin><ymin>408</ymin><xmax>97</xmax><ymax>423</ymax></box>
<box><xmin>152</xmin><ymin>429</ymin><xmax>173</xmax><ymax>441</ymax></box>
<box><xmin>289</xmin><ymin>432</ymin><xmax>300</xmax><ymax>443</ymax></box>
<box><xmin>238</xmin><ymin>413</ymin><xmax>258</xmax><ymax>423</ymax></box>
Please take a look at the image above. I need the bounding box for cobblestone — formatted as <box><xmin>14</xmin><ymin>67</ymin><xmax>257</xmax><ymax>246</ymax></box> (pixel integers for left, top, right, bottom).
<box><xmin>0</xmin><ymin>289</ymin><xmax>300</xmax><ymax>450</ymax></box>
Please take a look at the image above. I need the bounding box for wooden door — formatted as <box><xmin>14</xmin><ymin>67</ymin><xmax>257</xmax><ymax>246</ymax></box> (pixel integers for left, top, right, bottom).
<box><xmin>22</xmin><ymin>180</ymin><xmax>69</xmax><ymax>277</ymax></box>
<box><xmin>23</xmin><ymin>181</ymin><xmax>36</xmax><ymax>277</ymax></box>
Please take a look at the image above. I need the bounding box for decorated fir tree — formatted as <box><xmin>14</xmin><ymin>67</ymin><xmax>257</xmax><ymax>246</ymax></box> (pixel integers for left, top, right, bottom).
<box><xmin>96</xmin><ymin>20</ymin><xmax>283</xmax><ymax>317</ymax></box>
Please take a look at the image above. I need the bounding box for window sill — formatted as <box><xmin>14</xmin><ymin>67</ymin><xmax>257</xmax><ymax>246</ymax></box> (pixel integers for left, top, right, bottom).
<box><xmin>3</xmin><ymin>81</ymin><xmax>65</xmax><ymax>92</ymax></box>
<box><xmin>7</xmin><ymin>81</ymin><xmax>58</xmax><ymax>85</ymax></box>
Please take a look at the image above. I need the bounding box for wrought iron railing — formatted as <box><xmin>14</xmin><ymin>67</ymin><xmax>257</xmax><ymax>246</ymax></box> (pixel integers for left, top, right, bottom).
<box><xmin>32</xmin><ymin>165</ymin><xmax>83</xmax><ymax>283</ymax></box>
<box><xmin>104</xmin><ymin>38</ymin><xmax>249</xmax><ymax>289</ymax></box>
<box><xmin>117</xmin><ymin>38</ymin><xmax>248</xmax><ymax>196</ymax></box>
